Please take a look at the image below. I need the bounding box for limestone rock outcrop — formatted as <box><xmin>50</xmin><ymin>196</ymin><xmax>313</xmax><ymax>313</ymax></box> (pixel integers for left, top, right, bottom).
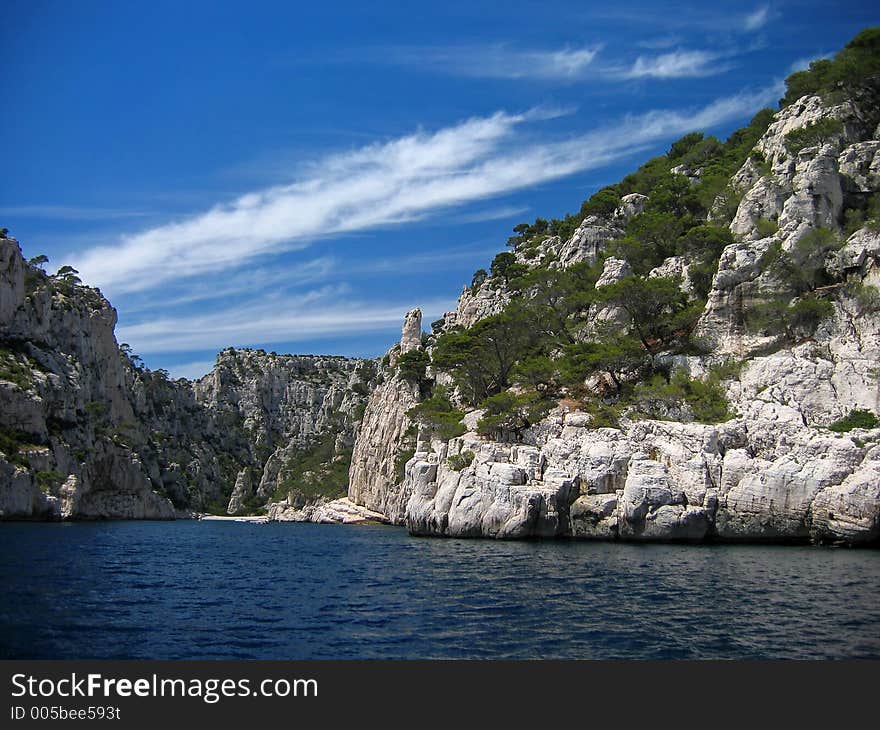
<box><xmin>399</xmin><ymin>309</ymin><xmax>423</xmax><ymax>353</ymax></box>
<box><xmin>268</xmin><ymin>496</ymin><xmax>388</xmax><ymax>524</ymax></box>
<box><xmin>698</xmin><ymin>92</ymin><xmax>880</xmax><ymax>355</ymax></box>
<box><xmin>404</xmin><ymin>410</ymin><xmax>879</xmax><ymax>544</ymax></box>
<box><xmin>0</xmin><ymin>236</ymin><xmax>179</xmax><ymax>519</ymax></box>
<box><xmin>442</xmin><ymin>282</ymin><xmax>511</xmax><ymax>331</ymax></box>
<box><xmin>547</xmin><ymin>193</ymin><xmax>646</xmax><ymax>268</ymax></box>
<box><xmin>347</xmin><ymin>318</ymin><xmax>422</xmax><ymax>524</ymax></box>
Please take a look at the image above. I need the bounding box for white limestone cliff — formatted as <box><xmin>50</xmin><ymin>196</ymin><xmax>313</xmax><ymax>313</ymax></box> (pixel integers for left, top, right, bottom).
<box><xmin>347</xmin><ymin>317</ymin><xmax>422</xmax><ymax>524</ymax></box>
<box><xmin>366</xmin><ymin>91</ymin><xmax>880</xmax><ymax>544</ymax></box>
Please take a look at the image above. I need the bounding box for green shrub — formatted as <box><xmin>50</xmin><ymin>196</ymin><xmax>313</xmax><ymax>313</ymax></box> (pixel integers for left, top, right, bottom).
<box><xmin>351</xmin><ymin>381</ymin><xmax>369</xmax><ymax>397</ymax></box>
<box><xmin>847</xmin><ymin>282</ymin><xmax>880</xmax><ymax>314</ymax></box>
<box><xmin>447</xmin><ymin>450</ymin><xmax>475</xmax><ymax>471</ymax></box>
<box><xmin>490</xmin><ymin>251</ymin><xmax>527</xmax><ymax>284</ymax></box>
<box><xmin>85</xmin><ymin>401</ymin><xmax>109</xmax><ymax>418</ymax></box>
<box><xmin>36</xmin><ymin>470</ymin><xmax>64</xmax><ymax>494</ymax></box>
<box><xmin>759</xmin><ymin>227</ymin><xmax>843</xmax><ymax>295</ymax></box>
<box><xmin>616</xmin><ymin>211</ymin><xmax>687</xmax><ymax>273</ymax></box>
<box><xmin>395</xmin><ymin>446</ymin><xmax>416</xmax><ymax>483</ymax></box>
<box><xmin>784</xmin><ymin>118</ymin><xmax>844</xmax><ymax>155</ymax></box>
<box><xmin>842</xmin><ymin>193</ymin><xmax>880</xmax><ymax>234</ymax></box>
<box><xmin>632</xmin><ymin>372</ymin><xmax>731</xmax><ymax>424</ymax></box>
<box><xmin>786</xmin><ymin>297</ymin><xmax>835</xmax><ymax>334</ymax></box>
<box><xmin>558</xmin><ymin>336</ymin><xmax>645</xmax><ymax>392</ymax></box>
<box><xmin>0</xmin><ymin>427</ymin><xmax>30</xmax><ymax>466</ymax></box>
<box><xmin>272</xmin><ymin>432</ymin><xmax>353</xmax><ymax>504</ymax></box>
<box><xmin>580</xmin><ymin>187</ymin><xmax>622</xmax><ymax>218</ymax></box>
<box><xmin>407</xmin><ymin>387</ymin><xmax>466</xmax><ymax>440</ymax></box>
<box><xmin>687</xmin><ymin>259</ymin><xmax>716</xmax><ymax>300</ymax></box>
<box><xmin>110</xmin><ymin>424</ymin><xmax>138</xmax><ymax>449</ymax></box>
<box><xmin>754</xmin><ymin>217</ymin><xmax>779</xmax><ymax>238</ymax></box>
<box><xmin>780</xmin><ymin>28</ymin><xmax>880</xmax><ymax>107</ymax></box>
<box><xmin>596</xmin><ymin>275</ymin><xmax>691</xmax><ymax>355</ymax></box>
<box><xmin>868</xmin><ymin>194</ymin><xmax>880</xmax><ymax>231</ymax></box>
<box><xmin>581</xmin><ymin>400</ymin><xmax>624</xmax><ymax>429</ymax></box>
<box><xmin>708</xmin><ymin>359</ymin><xmax>744</xmax><ymax>383</ymax></box>
<box><xmin>431</xmin><ymin>310</ymin><xmax>539</xmax><ymax>405</ymax></box>
<box><xmin>668</xmin><ymin>131</ymin><xmax>706</xmax><ymax>161</ymax></box>
<box><xmin>477</xmin><ymin>390</ymin><xmax>553</xmax><ymax>441</ymax></box>
<box><xmin>828</xmin><ymin>409</ymin><xmax>879</xmax><ymax>432</ymax></box>
<box><xmin>506</xmin><ymin>219</ymin><xmax>550</xmax><ymax>248</ymax></box>
<box><xmin>0</xmin><ymin>349</ymin><xmax>33</xmax><ymax>390</ymax></box>
<box><xmin>397</xmin><ymin>349</ymin><xmax>430</xmax><ymax>383</ymax></box>
<box><xmin>512</xmin><ymin>355</ymin><xmax>557</xmax><ymax>390</ymax></box>
<box><xmin>679</xmin><ymin>225</ymin><xmax>733</xmax><ymax>299</ymax></box>
<box><xmin>745</xmin><ymin>295</ymin><xmax>834</xmax><ymax>340</ymax></box>
<box><xmin>843</xmin><ymin>208</ymin><xmax>866</xmax><ymax>236</ymax></box>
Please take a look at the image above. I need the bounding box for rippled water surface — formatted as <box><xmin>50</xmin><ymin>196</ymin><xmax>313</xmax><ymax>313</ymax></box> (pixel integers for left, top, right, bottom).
<box><xmin>1</xmin><ymin>521</ymin><xmax>878</xmax><ymax>659</ymax></box>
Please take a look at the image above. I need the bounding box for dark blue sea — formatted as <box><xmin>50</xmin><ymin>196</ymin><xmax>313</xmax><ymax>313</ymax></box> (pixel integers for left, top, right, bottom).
<box><xmin>1</xmin><ymin>521</ymin><xmax>878</xmax><ymax>659</ymax></box>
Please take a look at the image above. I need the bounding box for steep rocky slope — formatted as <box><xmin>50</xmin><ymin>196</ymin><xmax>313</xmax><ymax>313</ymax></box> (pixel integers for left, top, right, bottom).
<box><xmin>0</xmin><ymin>243</ymin><xmax>374</xmax><ymax>520</ymax></box>
<box><xmin>0</xmin><ymin>242</ymin><xmax>176</xmax><ymax>519</ymax></box>
<box><xmin>347</xmin><ymin>39</ymin><xmax>880</xmax><ymax>544</ymax></box>
<box><xmin>346</xmin><ymin>309</ymin><xmax>422</xmax><ymax>523</ymax></box>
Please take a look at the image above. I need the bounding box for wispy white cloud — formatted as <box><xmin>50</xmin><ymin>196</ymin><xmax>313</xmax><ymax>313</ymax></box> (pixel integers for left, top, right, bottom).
<box><xmin>615</xmin><ymin>49</ymin><xmax>727</xmax><ymax>79</ymax></box>
<box><xmin>120</xmin><ymin>241</ymin><xmax>500</xmax><ymax>318</ymax></box>
<box><xmin>743</xmin><ymin>6</ymin><xmax>771</xmax><ymax>32</ymax></box>
<box><xmin>118</xmin><ymin>289</ymin><xmax>456</xmax><ymax>354</ymax></box>
<box><xmin>73</xmin><ymin>110</ymin><xmax>542</xmax><ymax>295</ymax></box>
<box><xmin>72</xmin><ymin>87</ymin><xmax>780</xmax><ymax>300</ymax></box>
<box><xmin>375</xmin><ymin>43</ymin><xmax>737</xmax><ymax>82</ymax></box>
<box><xmin>342</xmin><ymin>242</ymin><xmax>502</xmax><ymax>276</ymax></box>
<box><xmin>374</xmin><ymin>44</ymin><xmax>601</xmax><ymax>81</ymax></box>
<box><xmin>456</xmin><ymin>205</ymin><xmax>530</xmax><ymax>224</ymax></box>
<box><xmin>587</xmin><ymin>6</ymin><xmax>775</xmax><ymax>34</ymax></box>
<box><xmin>120</xmin><ymin>256</ymin><xmax>336</xmax><ymax>313</ymax></box>
<box><xmin>0</xmin><ymin>205</ymin><xmax>151</xmax><ymax>221</ymax></box>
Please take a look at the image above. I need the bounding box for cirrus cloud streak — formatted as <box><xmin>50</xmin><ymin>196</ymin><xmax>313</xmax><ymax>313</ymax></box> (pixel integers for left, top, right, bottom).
<box><xmin>72</xmin><ymin>84</ymin><xmax>781</xmax><ymax>298</ymax></box>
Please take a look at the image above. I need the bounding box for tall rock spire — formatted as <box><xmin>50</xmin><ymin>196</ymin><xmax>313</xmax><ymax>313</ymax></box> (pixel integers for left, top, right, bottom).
<box><xmin>400</xmin><ymin>308</ymin><xmax>422</xmax><ymax>353</ymax></box>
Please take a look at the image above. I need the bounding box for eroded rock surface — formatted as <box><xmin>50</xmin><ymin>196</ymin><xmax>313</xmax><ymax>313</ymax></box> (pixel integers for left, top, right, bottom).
<box><xmin>0</xmin><ymin>236</ymin><xmax>374</xmax><ymax>520</ymax></box>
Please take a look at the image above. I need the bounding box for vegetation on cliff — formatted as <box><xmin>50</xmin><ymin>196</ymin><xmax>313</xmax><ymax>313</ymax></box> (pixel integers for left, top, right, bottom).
<box><xmin>406</xmin><ymin>28</ymin><xmax>880</xmax><ymax>440</ymax></box>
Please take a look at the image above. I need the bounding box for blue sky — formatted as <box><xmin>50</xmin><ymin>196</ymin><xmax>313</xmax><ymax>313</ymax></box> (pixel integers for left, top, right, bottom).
<box><xmin>1</xmin><ymin>1</ymin><xmax>877</xmax><ymax>379</ymax></box>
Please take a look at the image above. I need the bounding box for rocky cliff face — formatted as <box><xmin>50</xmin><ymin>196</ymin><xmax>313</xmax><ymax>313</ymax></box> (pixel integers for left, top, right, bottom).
<box><xmin>439</xmin><ymin>194</ymin><xmax>649</xmax><ymax>332</ymax></box>
<box><xmin>191</xmin><ymin>348</ymin><xmax>372</xmax><ymax>513</ymax></box>
<box><xmin>696</xmin><ymin>92</ymin><xmax>880</xmax><ymax>356</ymax></box>
<box><xmin>0</xmin><ymin>239</ymin><xmax>374</xmax><ymax>520</ymax></box>
<box><xmin>0</xmin><ymin>241</ymin><xmax>177</xmax><ymax>519</ymax></box>
<box><xmin>406</xmin><ymin>403</ymin><xmax>879</xmax><ymax>544</ymax></box>
<box><xmin>347</xmin><ymin>310</ymin><xmax>422</xmax><ymax>524</ymax></box>
<box><xmin>349</xmin><ymin>88</ymin><xmax>880</xmax><ymax>545</ymax></box>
